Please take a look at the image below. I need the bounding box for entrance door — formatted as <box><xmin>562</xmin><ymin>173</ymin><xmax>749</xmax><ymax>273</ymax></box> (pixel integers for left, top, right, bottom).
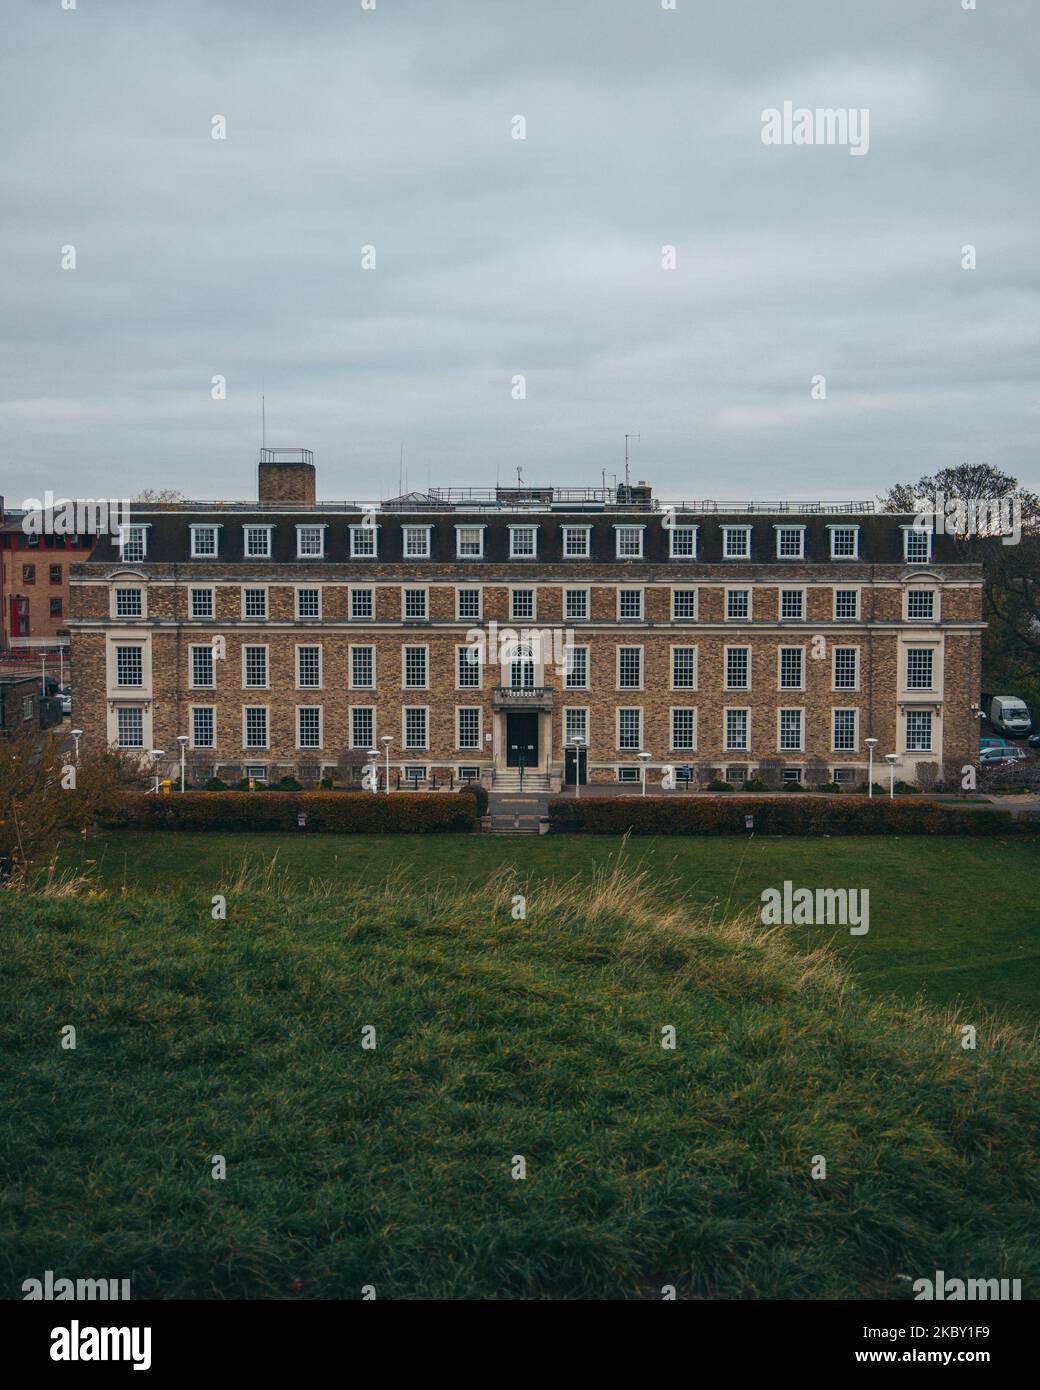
<box><xmin>564</xmin><ymin>747</ymin><xmax>586</xmax><ymax>785</ymax></box>
<box><xmin>506</xmin><ymin>711</ymin><xmax>539</xmax><ymax>768</ymax></box>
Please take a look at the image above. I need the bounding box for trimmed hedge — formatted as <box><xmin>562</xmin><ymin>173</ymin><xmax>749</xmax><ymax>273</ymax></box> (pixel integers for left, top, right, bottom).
<box><xmin>548</xmin><ymin>795</ymin><xmax>1032</xmax><ymax>836</ymax></box>
<box><xmin>100</xmin><ymin>791</ymin><xmax>477</xmax><ymax>834</ymax></box>
<box><xmin>458</xmin><ymin>781</ymin><xmax>489</xmax><ymax>816</ymax></box>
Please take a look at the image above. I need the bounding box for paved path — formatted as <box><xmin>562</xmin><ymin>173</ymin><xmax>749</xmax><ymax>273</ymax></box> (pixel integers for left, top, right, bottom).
<box><xmin>488</xmin><ymin>791</ymin><xmax>549</xmax><ymax>834</ymax></box>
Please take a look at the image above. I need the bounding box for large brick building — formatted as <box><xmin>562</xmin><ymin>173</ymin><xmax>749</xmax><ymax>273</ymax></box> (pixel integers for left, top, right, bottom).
<box><xmin>1</xmin><ymin>504</ymin><xmax>94</xmax><ymax>653</ymax></box>
<box><xmin>67</xmin><ymin>451</ymin><xmax>984</xmax><ymax>789</ymax></box>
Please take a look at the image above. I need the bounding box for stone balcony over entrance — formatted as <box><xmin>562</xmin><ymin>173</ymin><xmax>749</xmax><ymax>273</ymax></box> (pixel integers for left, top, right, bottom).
<box><xmin>492</xmin><ymin>685</ymin><xmax>554</xmax><ymax>710</ymax></box>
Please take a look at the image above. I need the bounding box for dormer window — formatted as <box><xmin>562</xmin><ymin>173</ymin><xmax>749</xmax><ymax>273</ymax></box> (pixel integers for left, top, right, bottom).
<box><xmin>190</xmin><ymin>524</ymin><xmax>220</xmax><ymax>558</ymax></box>
<box><xmin>509</xmin><ymin>525</ymin><xmax>538</xmax><ymax>559</ymax></box>
<box><xmin>721</xmin><ymin>526</ymin><xmax>751</xmax><ymax>559</ymax></box>
<box><xmin>403</xmin><ymin>525</ymin><xmax>432</xmax><ymax>559</ymax></box>
<box><xmin>296</xmin><ymin>524</ymin><xmax>326</xmax><ymax>558</ymax></box>
<box><xmin>244</xmin><ymin>525</ymin><xmax>273</xmax><ymax>558</ymax></box>
<box><xmin>902</xmin><ymin>526</ymin><xmax>932</xmax><ymax>564</ymax></box>
<box><xmin>562</xmin><ymin>526</ymin><xmax>591</xmax><ymax>558</ymax></box>
<box><xmin>774</xmin><ymin>525</ymin><xmax>805</xmax><ymax>559</ymax></box>
<box><xmin>454</xmin><ymin>525</ymin><xmax>485</xmax><ymax>558</ymax></box>
<box><xmin>669</xmin><ymin>525</ymin><xmax>698</xmax><ymax>558</ymax></box>
<box><xmin>828</xmin><ymin>524</ymin><xmax>860</xmax><ymax>559</ymax></box>
<box><xmin>614</xmin><ymin>525</ymin><xmax>645</xmax><ymax>558</ymax></box>
<box><xmin>118</xmin><ymin>525</ymin><xmax>148</xmax><ymax>562</ymax></box>
<box><xmin>350</xmin><ymin>524</ymin><xmax>378</xmax><ymax>557</ymax></box>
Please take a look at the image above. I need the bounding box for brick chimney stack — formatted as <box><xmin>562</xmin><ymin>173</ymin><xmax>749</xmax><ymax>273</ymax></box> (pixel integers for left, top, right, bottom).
<box><xmin>258</xmin><ymin>449</ymin><xmax>316</xmax><ymax>505</ymax></box>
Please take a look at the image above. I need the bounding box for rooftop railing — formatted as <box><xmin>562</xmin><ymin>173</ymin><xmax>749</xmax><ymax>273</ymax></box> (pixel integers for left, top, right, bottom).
<box><xmin>119</xmin><ymin>497</ymin><xmax>879</xmax><ymax>516</ymax></box>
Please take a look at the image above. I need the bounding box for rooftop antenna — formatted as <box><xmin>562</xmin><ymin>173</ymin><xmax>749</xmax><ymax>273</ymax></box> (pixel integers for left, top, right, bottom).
<box><xmin>624</xmin><ymin>433</ymin><xmax>640</xmax><ymax>488</ymax></box>
<box><xmin>517</xmin><ymin>465</ymin><xmax>523</xmax><ymax>488</ymax></box>
<box><xmin>261</xmin><ymin>385</ymin><xmax>266</xmax><ymax>450</ymax></box>
<box><xmin>399</xmin><ymin>444</ymin><xmax>403</xmax><ymax>496</ymax></box>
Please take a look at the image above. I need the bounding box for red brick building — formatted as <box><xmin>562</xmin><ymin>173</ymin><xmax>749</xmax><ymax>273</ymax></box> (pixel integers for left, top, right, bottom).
<box><xmin>1</xmin><ymin>509</ymin><xmax>94</xmax><ymax>653</ymax></box>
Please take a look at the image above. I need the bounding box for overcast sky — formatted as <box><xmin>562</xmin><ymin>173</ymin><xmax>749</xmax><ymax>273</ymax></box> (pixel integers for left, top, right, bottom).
<box><xmin>1</xmin><ymin>0</ymin><xmax>1037</xmax><ymax>505</ymax></box>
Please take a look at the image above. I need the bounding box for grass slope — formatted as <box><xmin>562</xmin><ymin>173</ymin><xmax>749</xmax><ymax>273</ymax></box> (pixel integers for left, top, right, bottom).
<box><xmin>60</xmin><ymin>830</ymin><xmax>1040</xmax><ymax>1019</ymax></box>
<box><xmin>3</xmin><ymin>861</ymin><xmax>1038</xmax><ymax>1299</ymax></box>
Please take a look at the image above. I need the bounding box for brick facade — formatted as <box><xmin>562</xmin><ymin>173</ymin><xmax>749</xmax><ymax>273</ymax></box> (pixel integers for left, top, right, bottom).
<box><xmin>67</xmin><ymin>469</ymin><xmax>985</xmax><ymax>789</ymax></box>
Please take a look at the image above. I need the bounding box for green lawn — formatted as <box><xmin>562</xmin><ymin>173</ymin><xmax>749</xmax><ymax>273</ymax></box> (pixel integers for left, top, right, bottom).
<box><xmin>59</xmin><ymin>830</ymin><xmax>1040</xmax><ymax>1020</ymax></box>
<box><xmin>3</xmin><ymin>864</ymin><xmax>1039</xmax><ymax>1299</ymax></box>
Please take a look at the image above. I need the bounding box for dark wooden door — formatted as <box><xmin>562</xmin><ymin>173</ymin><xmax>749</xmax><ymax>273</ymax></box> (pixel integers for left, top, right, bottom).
<box><xmin>506</xmin><ymin>712</ymin><xmax>538</xmax><ymax>767</ymax></box>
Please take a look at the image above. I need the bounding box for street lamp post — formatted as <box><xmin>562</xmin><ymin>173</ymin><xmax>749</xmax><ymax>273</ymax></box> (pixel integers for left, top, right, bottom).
<box><xmin>150</xmin><ymin>749</ymin><xmax>165</xmax><ymax>795</ymax></box>
<box><xmin>70</xmin><ymin>728</ymin><xmax>83</xmax><ymax>766</ymax></box>
<box><xmin>177</xmin><ymin>734</ymin><xmax>189</xmax><ymax>792</ymax></box>
<box><xmin>884</xmin><ymin>753</ymin><xmax>898</xmax><ymax>800</ymax></box>
<box><xmin>638</xmin><ymin>750</ymin><xmax>652</xmax><ymax>796</ymax></box>
<box><xmin>865</xmin><ymin>737</ymin><xmax>879</xmax><ymax>798</ymax></box>
<box><xmin>381</xmin><ymin>735</ymin><xmax>392</xmax><ymax>793</ymax></box>
<box><xmin>568</xmin><ymin>736</ymin><xmax>585</xmax><ymax>798</ymax></box>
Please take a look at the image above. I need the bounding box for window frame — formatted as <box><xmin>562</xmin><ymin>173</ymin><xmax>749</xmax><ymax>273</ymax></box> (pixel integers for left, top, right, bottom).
<box><xmin>243</xmin><ymin>524</ymin><xmax>273</xmax><ymax>559</ymax></box>
<box><xmin>454</xmin><ymin>524</ymin><xmax>485</xmax><ymax>559</ymax></box>
<box><xmin>561</xmin><ymin>525</ymin><xmax>592</xmax><ymax>559</ymax></box>
<box><xmin>774</xmin><ymin>525</ymin><xmax>805</xmax><ymax>560</ymax></box>
<box><xmin>721</xmin><ymin>525</ymin><xmax>751</xmax><ymax>560</ymax></box>
<box><xmin>614</xmin><ymin>525</ymin><xmax>645</xmax><ymax>559</ymax></box>
<box><xmin>508</xmin><ymin>524</ymin><xmax>539</xmax><ymax>559</ymax></box>
<box><xmin>295</xmin><ymin>523</ymin><xmax>327</xmax><ymax>559</ymax></box>
<box><xmin>827</xmin><ymin>524</ymin><xmax>860</xmax><ymax>560</ymax></box>
<box><xmin>402</xmin><ymin>525</ymin><xmax>432</xmax><ymax>559</ymax></box>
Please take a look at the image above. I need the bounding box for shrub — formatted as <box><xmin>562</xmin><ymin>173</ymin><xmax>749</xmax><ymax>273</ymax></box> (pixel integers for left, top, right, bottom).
<box><xmin>854</xmin><ymin>783</ymin><xmax>887</xmax><ymax>796</ymax></box>
<box><xmin>706</xmin><ymin>779</ymin><xmax>734</xmax><ymax>792</ymax></box>
<box><xmin>458</xmin><ymin>781</ymin><xmax>489</xmax><ymax>816</ymax></box>
<box><xmin>744</xmin><ymin>778</ymin><xmax>769</xmax><ymax>792</ymax></box>
<box><xmin>203</xmin><ymin>777</ymin><xmax>229</xmax><ymax>791</ymax></box>
<box><xmin>547</xmin><ymin>796</ymin><xmax>1031</xmax><ymax>836</ymax></box>
<box><xmin>894</xmin><ymin>781</ymin><xmax>920</xmax><ymax>794</ymax></box>
<box><xmin>100</xmin><ymin>792</ymin><xmax>478</xmax><ymax>834</ymax></box>
<box><xmin>273</xmin><ymin>776</ymin><xmax>303</xmax><ymax>791</ymax></box>
<box><xmin>814</xmin><ymin>781</ymin><xmax>844</xmax><ymax>794</ymax></box>
<box><xmin>782</xmin><ymin>782</ymin><xmax>806</xmax><ymax>792</ymax></box>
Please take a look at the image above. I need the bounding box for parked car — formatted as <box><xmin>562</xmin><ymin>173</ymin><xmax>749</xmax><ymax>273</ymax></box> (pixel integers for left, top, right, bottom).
<box><xmin>980</xmin><ymin>692</ymin><xmax>1032</xmax><ymax>737</ymax></box>
<box><xmin>980</xmin><ymin>737</ymin><xmax>1009</xmax><ymax>751</ymax></box>
<box><xmin>59</xmin><ymin>692</ymin><xmax>72</xmax><ymax>715</ymax></box>
<box><xmin>1029</xmin><ymin>732</ymin><xmax>1040</xmax><ymax>749</ymax></box>
<box><xmin>980</xmin><ymin>745</ymin><xmax>1027</xmax><ymax>766</ymax></box>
